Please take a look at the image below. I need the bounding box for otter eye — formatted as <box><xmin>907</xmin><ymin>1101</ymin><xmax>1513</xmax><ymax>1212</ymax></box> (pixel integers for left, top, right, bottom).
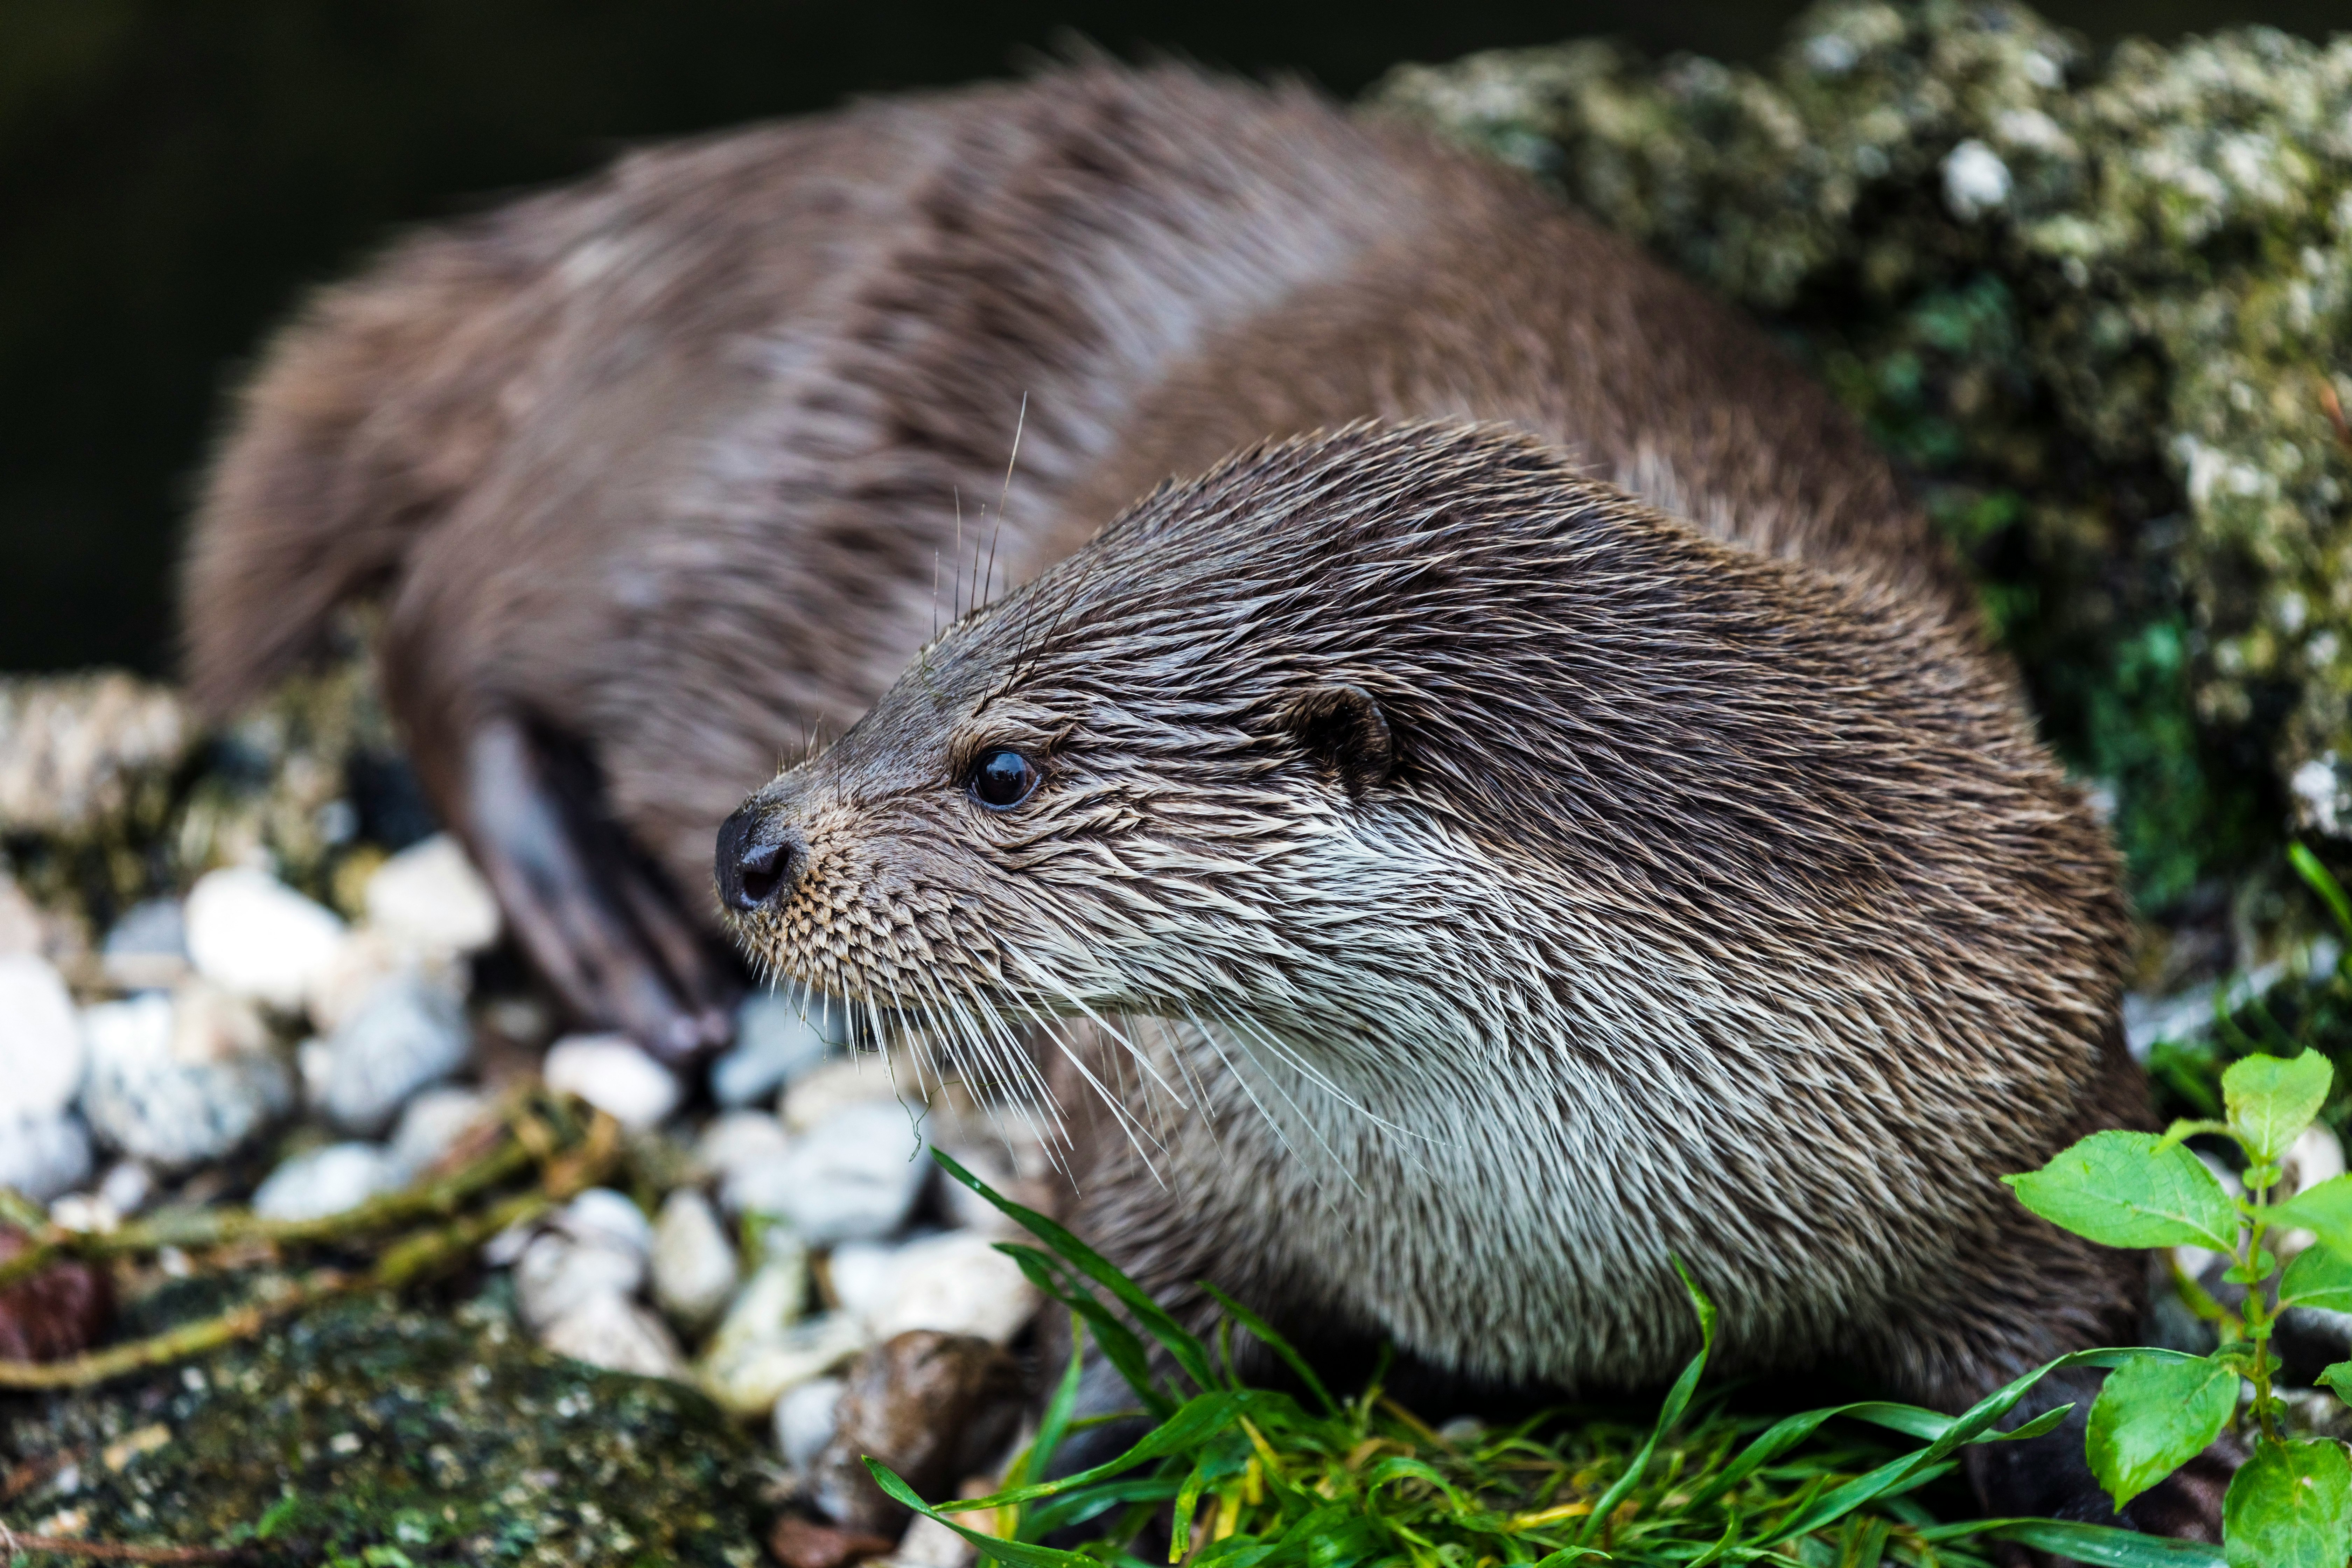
<box><xmin>968</xmin><ymin>748</ymin><xmax>1040</xmax><ymax>810</ymax></box>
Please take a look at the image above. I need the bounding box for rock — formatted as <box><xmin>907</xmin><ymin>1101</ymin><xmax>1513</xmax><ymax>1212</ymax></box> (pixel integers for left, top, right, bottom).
<box><xmin>652</xmin><ymin>1189</ymin><xmax>740</xmax><ymax>1333</ymax></box>
<box><xmin>99</xmin><ymin>899</ymin><xmax>188</xmax><ymax>992</ymax></box>
<box><xmin>768</xmin><ymin>1512</ymin><xmax>898</xmax><ymax>1568</ymax></box>
<box><xmin>0</xmin><ymin>672</ymin><xmax>189</xmax><ymax>837</ymax></box>
<box><xmin>809</xmin><ymin>1332</ymin><xmax>1025</xmax><ymax>1533</ymax></box>
<box><xmin>698</xmin><ymin>1311</ymin><xmax>871</xmax><ymax>1421</ymax></box>
<box><xmin>0</xmin><ymin>1113</ymin><xmax>92</xmax><ymax>1203</ymax></box>
<box><xmin>388</xmin><ymin>1084</ymin><xmax>496</xmax><ymax>1176</ymax></box>
<box><xmin>304</xmin><ymin>926</ymin><xmax>464</xmax><ymax>1034</ymax></box>
<box><xmin>872</xmin><ymin>1231</ymin><xmax>1037</xmax><ymax>1346</ymax></box>
<box><xmin>363</xmin><ymin>832</ymin><xmax>501</xmax><ymax>954</ymax></box>
<box><xmin>0</xmin><ymin>874</ymin><xmax>46</xmax><ymax>958</ymax></box>
<box><xmin>0</xmin><ymin>953</ymin><xmax>84</xmax><ymax>1117</ymax></box>
<box><xmin>305</xmin><ymin>971</ymin><xmax>471</xmax><ymax>1133</ymax></box>
<box><xmin>184</xmin><ymin>866</ymin><xmax>348</xmax><ymax>1013</ymax></box>
<box><xmin>80</xmin><ymin>989</ymin><xmax>293</xmax><ymax>1169</ymax></box>
<box><xmin>94</xmin><ymin>1159</ymin><xmax>153</xmax><ymax>1217</ymax></box>
<box><xmin>2274</xmin><ymin>1122</ymin><xmax>2350</xmax><ymax>1259</ymax></box>
<box><xmin>724</xmin><ymin>1101</ymin><xmax>931</xmax><ymax>1243</ymax></box>
<box><xmin>0</xmin><ymin>1227</ymin><xmax>112</xmax><ymax>1363</ymax></box>
<box><xmin>543</xmin><ymin>1033</ymin><xmax>681</xmax><ymax>1128</ymax></box>
<box><xmin>251</xmin><ymin>1142</ymin><xmax>406</xmax><ymax>1221</ymax></box>
<box><xmin>539</xmin><ymin>1291</ymin><xmax>688</xmax><ymax>1380</ymax></box>
<box><xmin>695</xmin><ymin>1109</ymin><xmax>793</xmax><ymax>1184</ymax></box>
<box><xmin>780</xmin><ymin>1056</ymin><xmax>917</xmax><ymax>1133</ymax></box>
<box><xmin>712</xmin><ymin>991</ymin><xmax>838</xmax><ymax>1107</ymax></box>
<box><xmin>558</xmin><ymin>1188</ymin><xmax>654</xmax><ymax>1259</ymax></box>
<box><xmin>0</xmin><ymin>1294</ymin><xmax>776</xmax><ymax>1560</ymax></box>
<box><xmin>893</xmin><ymin>1513</ymin><xmax>981</xmax><ymax>1568</ymax></box>
<box><xmin>513</xmin><ymin>1231</ymin><xmax>646</xmax><ymax>1334</ymax></box>
<box><xmin>775</xmin><ymin>1375</ymin><xmax>848</xmax><ymax>1473</ymax></box>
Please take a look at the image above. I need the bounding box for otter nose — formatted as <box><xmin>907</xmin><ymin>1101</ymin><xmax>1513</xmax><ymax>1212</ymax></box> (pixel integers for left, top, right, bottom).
<box><xmin>715</xmin><ymin>806</ymin><xmax>803</xmax><ymax>913</ymax></box>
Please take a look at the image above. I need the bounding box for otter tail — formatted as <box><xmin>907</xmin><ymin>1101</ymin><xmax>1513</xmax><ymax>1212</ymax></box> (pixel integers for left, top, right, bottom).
<box><xmin>182</xmin><ymin>226</ymin><xmax>524</xmax><ymax>715</ymax></box>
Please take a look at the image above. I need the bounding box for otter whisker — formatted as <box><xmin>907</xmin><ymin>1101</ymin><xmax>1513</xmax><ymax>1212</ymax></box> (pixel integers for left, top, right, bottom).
<box><xmin>1197</xmin><ymin>1001</ymin><xmax>1365</xmax><ymax>1197</ymax></box>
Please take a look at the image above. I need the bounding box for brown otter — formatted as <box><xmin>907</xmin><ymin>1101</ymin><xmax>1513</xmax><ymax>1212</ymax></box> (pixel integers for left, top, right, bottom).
<box><xmin>186</xmin><ymin>62</ymin><xmax>2197</xmax><ymax>1532</ymax></box>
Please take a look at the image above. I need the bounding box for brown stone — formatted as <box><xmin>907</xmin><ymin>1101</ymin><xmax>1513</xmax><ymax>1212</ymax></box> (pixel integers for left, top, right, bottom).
<box><xmin>807</xmin><ymin>1331</ymin><xmax>1025</xmax><ymax>1534</ymax></box>
<box><xmin>0</xmin><ymin>1227</ymin><xmax>113</xmax><ymax>1363</ymax></box>
<box><xmin>768</xmin><ymin>1511</ymin><xmax>901</xmax><ymax>1568</ymax></box>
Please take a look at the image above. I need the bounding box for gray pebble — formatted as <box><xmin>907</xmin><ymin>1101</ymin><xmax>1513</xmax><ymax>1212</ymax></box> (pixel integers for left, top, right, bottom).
<box><xmin>388</xmin><ymin>1085</ymin><xmax>495</xmax><ymax>1176</ymax></box>
<box><xmin>309</xmin><ymin>973</ymin><xmax>471</xmax><ymax>1134</ymax></box>
<box><xmin>0</xmin><ymin>953</ymin><xmax>84</xmax><ymax>1119</ymax></box>
<box><xmin>710</xmin><ymin>992</ymin><xmax>839</xmax><ymax>1108</ymax></box>
<box><xmin>539</xmin><ymin>1292</ymin><xmax>687</xmax><ymax>1380</ymax></box>
<box><xmin>80</xmin><ymin>990</ymin><xmax>293</xmax><ymax>1169</ymax></box>
<box><xmin>775</xmin><ymin>1375</ymin><xmax>846</xmax><ymax>1472</ymax></box>
<box><xmin>2</xmin><ymin>1112</ymin><xmax>92</xmax><ymax>1203</ymax></box>
<box><xmin>514</xmin><ymin>1231</ymin><xmax>646</xmax><ymax>1333</ymax></box>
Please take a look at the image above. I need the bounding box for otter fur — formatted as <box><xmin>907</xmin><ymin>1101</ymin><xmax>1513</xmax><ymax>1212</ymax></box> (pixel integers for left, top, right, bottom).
<box><xmin>185</xmin><ymin>63</ymin><xmax>2196</xmax><ymax>1532</ymax></box>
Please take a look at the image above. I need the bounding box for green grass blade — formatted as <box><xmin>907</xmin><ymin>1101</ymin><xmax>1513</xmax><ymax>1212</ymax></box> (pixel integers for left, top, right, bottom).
<box><xmin>937</xmin><ymin>1149</ymin><xmax>1216</xmax><ymax>1391</ymax></box>
<box><xmin>865</xmin><ymin>1460</ymin><xmax>1103</xmax><ymax>1568</ymax></box>
<box><xmin>1013</xmin><ymin>1311</ymin><xmax>1092</xmax><ymax>1541</ymax></box>
<box><xmin>999</xmin><ymin>1244</ymin><xmax>1178</xmax><ymax>1419</ymax></box>
<box><xmin>1576</xmin><ymin>1260</ymin><xmax>1715</xmax><ymax>1546</ymax></box>
<box><xmin>1199</xmin><ymin>1281</ymin><xmax>1338</xmax><ymax>1415</ymax></box>
<box><xmin>946</xmin><ymin>1392</ymin><xmax>1254</xmax><ymax>1511</ymax></box>
<box><xmin>2291</xmin><ymin>843</ymin><xmax>2352</xmax><ymax>945</ymax></box>
<box><xmin>1920</xmin><ymin>1518</ymin><xmax>2226</xmax><ymax>1568</ymax></box>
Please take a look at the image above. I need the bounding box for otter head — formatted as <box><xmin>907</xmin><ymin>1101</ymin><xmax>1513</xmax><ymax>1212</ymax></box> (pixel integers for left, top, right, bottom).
<box><xmin>714</xmin><ymin>418</ymin><xmax>2039</xmax><ymax>1111</ymax></box>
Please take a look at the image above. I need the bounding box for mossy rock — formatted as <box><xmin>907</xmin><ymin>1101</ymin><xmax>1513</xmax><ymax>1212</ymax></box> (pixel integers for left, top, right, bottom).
<box><xmin>0</xmin><ymin>1291</ymin><xmax>776</xmax><ymax>1566</ymax></box>
<box><xmin>1376</xmin><ymin>1</ymin><xmax>2352</xmax><ymax>932</ymax></box>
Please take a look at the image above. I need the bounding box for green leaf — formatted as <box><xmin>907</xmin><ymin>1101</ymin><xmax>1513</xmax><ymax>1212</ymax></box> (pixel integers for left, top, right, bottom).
<box><xmin>2268</xmin><ymin>1175</ymin><xmax>2352</xmax><ymax>1254</ymax></box>
<box><xmin>2005</xmin><ymin>1131</ymin><xmax>2241</xmax><ymax>1251</ymax></box>
<box><xmin>2318</xmin><ymin>1362</ymin><xmax>2352</xmax><ymax>1397</ymax></box>
<box><xmin>2087</xmin><ymin>1354</ymin><xmax>2240</xmax><ymax>1510</ymax></box>
<box><xmin>2223</xmin><ymin>1051</ymin><xmax>2334</xmax><ymax>1164</ymax></box>
<box><xmin>2224</xmin><ymin>1437</ymin><xmax>2352</xmax><ymax>1568</ymax></box>
<box><xmin>2280</xmin><ymin>1245</ymin><xmax>2352</xmax><ymax>1312</ymax></box>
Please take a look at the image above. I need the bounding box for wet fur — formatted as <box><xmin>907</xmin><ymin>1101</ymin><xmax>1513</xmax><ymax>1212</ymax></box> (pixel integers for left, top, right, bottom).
<box><xmin>187</xmin><ymin>63</ymin><xmax>2181</xmax><ymax>1530</ymax></box>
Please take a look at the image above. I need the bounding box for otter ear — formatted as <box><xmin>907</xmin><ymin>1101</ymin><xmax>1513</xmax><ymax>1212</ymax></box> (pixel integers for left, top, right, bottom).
<box><xmin>1283</xmin><ymin>684</ymin><xmax>1394</xmax><ymax>800</ymax></box>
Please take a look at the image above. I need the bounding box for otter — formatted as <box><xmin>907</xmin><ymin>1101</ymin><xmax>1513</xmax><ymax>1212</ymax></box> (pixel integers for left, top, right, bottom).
<box><xmin>185</xmin><ymin>63</ymin><xmax>2199</xmax><ymax>1532</ymax></box>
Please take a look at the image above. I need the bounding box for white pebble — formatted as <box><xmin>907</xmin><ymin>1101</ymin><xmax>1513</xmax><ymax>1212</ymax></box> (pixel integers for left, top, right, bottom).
<box><xmin>779</xmin><ymin>1056</ymin><xmax>913</xmax><ymax>1132</ymax></box>
<box><xmin>724</xmin><ymin>1100</ymin><xmax>930</xmax><ymax>1242</ymax></box>
<box><xmin>540</xmin><ymin>1292</ymin><xmax>686</xmax><ymax>1380</ymax></box>
<box><xmin>544</xmin><ymin>1034</ymin><xmax>680</xmax><ymax>1128</ymax></box>
<box><xmin>47</xmin><ymin>1188</ymin><xmax>117</xmax><ymax>1233</ymax></box>
<box><xmin>364</xmin><ymin>833</ymin><xmax>502</xmax><ymax>955</ymax></box>
<box><xmin>2</xmin><ymin>1112</ymin><xmax>92</xmax><ymax>1203</ymax></box>
<box><xmin>309</xmin><ymin>973</ymin><xmax>471</xmax><ymax>1134</ymax></box>
<box><xmin>184</xmin><ymin>867</ymin><xmax>348</xmax><ymax>1013</ymax></box>
<box><xmin>711</xmin><ymin>992</ymin><xmax>837</xmax><ymax>1108</ymax></box>
<box><xmin>252</xmin><ymin>1142</ymin><xmax>405</xmax><ymax>1221</ymax></box>
<box><xmin>873</xmin><ymin>1231</ymin><xmax>1037</xmax><ymax>1345</ymax></box>
<box><xmin>95</xmin><ymin>1160</ymin><xmax>154</xmax><ymax>1216</ymax></box>
<box><xmin>694</xmin><ymin>1111</ymin><xmax>792</xmax><ymax>1183</ymax></box>
<box><xmin>0</xmin><ymin>953</ymin><xmax>84</xmax><ymax>1119</ymax></box>
<box><xmin>388</xmin><ymin>1086</ymin><xmax>495</xmax><ymax>1176</ymax></box>
<box><xmin>894</xmin><ymin>1514</ymin><xmax>980</xmax><ymax>1568</ymax></box>
<box><xmin>560</xmin><ymin>1188</ymin><xmax>653</xmax><ymax>1259</ymax></box>
<box><xmin>652</xmin><ymin>1189</ymin><xmax>740</xmax><ymax>1332</ymax></box>
<box><xmin>775</xmin><ymin>1375</ymin><xmax>846</xmax><ymax>1472</ymax></box>
<box><xmin>514</xmin><ymin>1232</ymin><xmax>646</xmax><ymax>1333</ymax></box>
<box><xmin>80</xmin><ymin>989</ymin><xmax>293</xmax><ymax>1169</ymax></box>
<box><xmin>696</xmin><ymin>1311</ymin><xmax>869</xmax><ymax>1419</ymax></box>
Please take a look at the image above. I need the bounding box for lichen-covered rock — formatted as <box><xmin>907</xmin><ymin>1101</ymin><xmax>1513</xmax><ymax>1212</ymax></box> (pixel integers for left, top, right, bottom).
<box><xmin>0</xmin><ymin>1293</ymin><xmax>777</xmax><ymax>1566</ymax></box>
<box><xmin>1375</xmin><ymin>2</ymin><xmax>2352</xmax><ymax>921</ymax></box>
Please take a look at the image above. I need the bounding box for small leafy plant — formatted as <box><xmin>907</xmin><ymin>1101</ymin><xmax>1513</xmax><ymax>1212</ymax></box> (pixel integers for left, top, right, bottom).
<box><xmin>881</xmin><ymin>1154</ymin><xmax>2221</xmax><ymax>1568</ymax></box>
<box><xmin>2005</xmin><ymin>846</ymin><xmax>2352</xmax><ymax>1568</ymax></box>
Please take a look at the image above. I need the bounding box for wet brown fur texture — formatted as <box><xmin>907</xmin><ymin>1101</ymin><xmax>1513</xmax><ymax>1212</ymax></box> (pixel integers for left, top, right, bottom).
<box><xmin>187</xmin><ymin>62</ymin><xmax>2163</xmax><ymax>1510</ymax></box>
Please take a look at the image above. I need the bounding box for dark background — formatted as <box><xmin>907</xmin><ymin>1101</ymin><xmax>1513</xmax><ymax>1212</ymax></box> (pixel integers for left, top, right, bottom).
<box><xmin>4</xmin><ymin>0</ymin><xmax>2342</xmax><ymax>677</ymax></box>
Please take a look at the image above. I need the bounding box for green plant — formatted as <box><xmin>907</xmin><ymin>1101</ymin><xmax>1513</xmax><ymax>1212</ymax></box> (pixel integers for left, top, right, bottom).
<box><xmin>2005</xmin><ymin>853</ymin><xmax>2352</xmax><ymax>1568</ymax></box>
<box><xmin>874</xmin><ymin>1154</ymin><xmax>2221</xmax><ymax>1568</ymax></box>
